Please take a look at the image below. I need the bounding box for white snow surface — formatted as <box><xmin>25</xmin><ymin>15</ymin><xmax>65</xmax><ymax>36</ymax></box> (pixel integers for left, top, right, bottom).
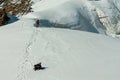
<box><xmin>23</xmin><ymin>0</ymin><xmax>120</xmax><ymax>35</ymax></box>
<box><xmin>1</xmin><ymin>0</ymin><xmax>120</xmax><ymax>80</ymax></box>
<box><xmin>0</xmin><ymin>18</ymin><xmax>120</xmax><ymax>80</ymax></box>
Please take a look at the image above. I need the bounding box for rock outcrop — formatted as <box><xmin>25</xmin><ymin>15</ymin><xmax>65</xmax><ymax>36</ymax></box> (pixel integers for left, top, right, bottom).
<box><xmin>0</xmin><ymin>9</ymin><xmax>9</xmax><ymax>26</ymax></box>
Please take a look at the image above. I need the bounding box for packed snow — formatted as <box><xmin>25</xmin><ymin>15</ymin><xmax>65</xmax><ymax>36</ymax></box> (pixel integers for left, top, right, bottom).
<box><xmin>0</xmin><ymin>0</ymin><xmax>120</xmax><ymax>80</ymax></box>
<box><xmin>0</xmin><ymin>19</ymin><xmax>120</xmax><ymax>80</ymax></box>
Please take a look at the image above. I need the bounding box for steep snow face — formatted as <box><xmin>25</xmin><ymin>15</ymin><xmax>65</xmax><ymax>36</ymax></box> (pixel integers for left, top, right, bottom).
<box><xmin>91</xmin><ymin>0</ymin><xmax>120</xmax><ymax>35</ymax></box>
<box><xmin>27</xmin><ymin>0</ymin><xmax>120</xmax><ymax>36</ymax></box>
<box><xmin>0</xmin><ymin>19</ymin><xmax>120</xmax><ymax>80</ymax></box>
<box><xmin>28</xmin><ymin>0</ymin><xmax>101</xmax><ymax>33</ymax></box>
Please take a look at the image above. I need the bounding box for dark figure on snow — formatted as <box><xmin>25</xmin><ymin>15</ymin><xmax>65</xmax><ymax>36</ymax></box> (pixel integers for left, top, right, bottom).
<box><xmin>34</xmin><ymin>62</ymin><xmax>45</xmax><ymax>71</ymax></box>
<box><xmin>36</xmin><ymin>19</ymin><xmax>40</xmax><ymax>27</ymax></box>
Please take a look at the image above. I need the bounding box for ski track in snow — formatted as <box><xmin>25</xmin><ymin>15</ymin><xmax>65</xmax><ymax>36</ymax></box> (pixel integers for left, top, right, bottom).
<box><xmin>17</xmin><ymin>27</ymin><xmax>40</xmax><ymax>80</ymax></box>
<box><xmin>16</xmin><ymin>28</ymin><xmax>59</xmax><ymax>80</ymax></box>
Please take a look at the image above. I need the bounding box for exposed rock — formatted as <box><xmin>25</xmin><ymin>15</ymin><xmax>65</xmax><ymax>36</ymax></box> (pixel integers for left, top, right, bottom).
<box><xmin>0</xmin><ymin>9</ymin><xmax>10</xmax><ymax>26</ymax></box>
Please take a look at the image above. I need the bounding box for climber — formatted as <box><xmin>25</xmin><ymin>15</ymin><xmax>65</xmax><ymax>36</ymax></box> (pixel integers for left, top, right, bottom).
<box><xmin>36</xmin><ymin>19</ymin><xmax>40</xmax><ymax>27</ymax></box>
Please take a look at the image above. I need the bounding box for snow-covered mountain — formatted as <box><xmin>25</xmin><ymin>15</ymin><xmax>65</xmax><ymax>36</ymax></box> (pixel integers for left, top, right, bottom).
<box><xmin>0</xmin><ymin>0</ymin><xmax>120</xmax><ymax>80</ymax></box>
<box><xmin>23</xmin><ymin>0</ymin><xmax>120</xmax><ymax>36</ymax></box>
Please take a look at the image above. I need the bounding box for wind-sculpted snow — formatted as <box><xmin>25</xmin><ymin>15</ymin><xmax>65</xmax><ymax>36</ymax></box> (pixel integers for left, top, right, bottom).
<box><xmin>24</xmin><ymin>0</ymin><xmax>120</xmax><ymax>36</ymax></box>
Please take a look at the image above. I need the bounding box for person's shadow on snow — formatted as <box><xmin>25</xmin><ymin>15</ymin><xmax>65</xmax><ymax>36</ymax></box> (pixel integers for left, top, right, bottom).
<box><xmin>40</xmin><ymin>19</ymin><xmax>53</xmax><ymax>27</ymax></box>
<box><xmin>34</xmin><ymin>19</ymin><xmax>53</xmax><ymax>28</ymax></box>
<box><xmin>34</xmin><ymin>19</ymin><xmax>68</xmax><ymax>28</ymax></box>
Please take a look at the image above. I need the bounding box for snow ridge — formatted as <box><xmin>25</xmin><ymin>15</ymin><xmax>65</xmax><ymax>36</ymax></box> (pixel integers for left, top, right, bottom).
<box><xmin>24</xmin><ymin>0</ymin><xmax>120</xmax><ymax>37</ymax></box>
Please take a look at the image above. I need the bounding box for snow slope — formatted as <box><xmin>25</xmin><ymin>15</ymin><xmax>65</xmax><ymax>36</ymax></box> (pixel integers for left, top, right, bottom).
<box><xmin>23</xmin><ymin>0</ymin><xmax>120</xmax><ymax>36</ymax></box>
<box><xmin>25</xmin><ymin>0</ymin><xmax>101</xmax><ymax>33</ymax></box>
<box><xmin>0</xmin><ymin>19</ymin><xmax>120</xmax><ymax>80</ymax></box>
<box><xmin>1</xmin><ymin>0</ymin><xmax>120</xmax><ymax>80</ymax></box>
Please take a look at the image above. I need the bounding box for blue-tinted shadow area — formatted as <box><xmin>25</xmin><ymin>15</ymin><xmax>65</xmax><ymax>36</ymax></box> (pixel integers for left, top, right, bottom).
<box><xmin>7</xmin><ymin>14</ymin><xmax>19</xmax><ymax>24</ymax></box>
